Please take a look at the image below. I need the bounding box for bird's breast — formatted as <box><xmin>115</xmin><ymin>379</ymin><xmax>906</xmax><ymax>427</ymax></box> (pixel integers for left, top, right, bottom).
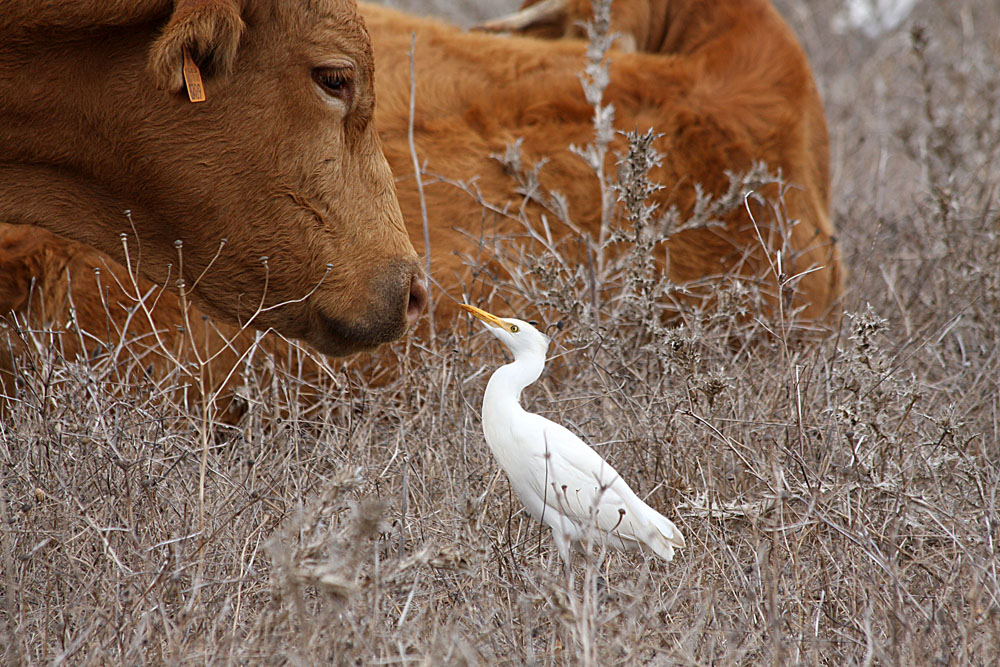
<box><xmin>482</xmin><ymin>404</ymin><xmax>545</xmax><ymax>471</ymax></box>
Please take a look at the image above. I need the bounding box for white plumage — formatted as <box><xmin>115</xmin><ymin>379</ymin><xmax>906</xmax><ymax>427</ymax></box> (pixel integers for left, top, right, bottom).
<box><xmin>461</xmin><ymin>304</ymin><xmax>685</xmax><ymax>565</ymax></box>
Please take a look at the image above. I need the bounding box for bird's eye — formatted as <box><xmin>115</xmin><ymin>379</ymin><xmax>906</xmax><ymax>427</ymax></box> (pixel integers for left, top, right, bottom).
<box><xmin>510</xmin><ymin>324</ymin><xmax>519</xmax><ymax>333</ymax></box>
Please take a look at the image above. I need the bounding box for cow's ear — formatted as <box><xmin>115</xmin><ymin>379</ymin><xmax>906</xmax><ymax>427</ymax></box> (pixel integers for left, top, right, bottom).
<box><xmin>148</xmin><ymin>0</ymin><xmax>245</xmax><ymax>94</ymax></box>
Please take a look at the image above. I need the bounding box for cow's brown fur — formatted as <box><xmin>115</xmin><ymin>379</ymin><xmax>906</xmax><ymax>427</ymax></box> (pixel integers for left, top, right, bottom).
<box><xmin>499</xmin><ymin>0</ymin><xmax>717</xmax><ymax>55</ymax></box>
<box><xmin>369</xmin><ymin>0</ymin><xmax>840</xmax><ymax>323</ymax></box>
<box><xmin>0</xmin><ymin>223</ymin><xmax>255</xmax><ymax>417</ymax></box>
<box><xmin>1</xmin><ymin>0</ymin><xmax>425</xmax><ymax>358</ymax></box>
<box><xmin>2</xmin><ymin>0</ymin><xmax>842</xmax><ymax>411</ymax></box>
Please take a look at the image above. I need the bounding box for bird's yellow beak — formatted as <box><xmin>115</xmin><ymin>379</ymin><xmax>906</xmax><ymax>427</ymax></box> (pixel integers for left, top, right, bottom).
<box><xmin>460</xmin><ymin>303</ymin><xmax>507</xmax><ymax>329</ymax></box>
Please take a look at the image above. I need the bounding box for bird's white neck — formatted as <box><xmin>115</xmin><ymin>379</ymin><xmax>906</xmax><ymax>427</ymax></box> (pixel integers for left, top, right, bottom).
<box><xmin>483</xmin><ymin>350</ymin><xmax>546</xmax><ymax>414</ymax></box>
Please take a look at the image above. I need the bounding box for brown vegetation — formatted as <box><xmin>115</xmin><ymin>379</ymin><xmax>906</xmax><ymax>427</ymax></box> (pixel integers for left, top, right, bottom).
<box><xmin>2</xmin><ymin>0</ymin><xmax>998</xmax><ymax>663</ymax></box>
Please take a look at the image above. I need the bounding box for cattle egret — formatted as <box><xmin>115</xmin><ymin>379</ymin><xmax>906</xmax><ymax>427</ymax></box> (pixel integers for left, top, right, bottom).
<box><xmin>461</xmin><ymin>304</ymin><xmax>685</xmax><ymax>564</ymax></box>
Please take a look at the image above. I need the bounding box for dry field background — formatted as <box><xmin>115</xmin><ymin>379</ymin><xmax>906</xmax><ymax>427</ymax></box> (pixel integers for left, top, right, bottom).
<box><xmin>3</xmin><ymin>0</ymin><xmax>999</xmax><ymax>664</ymax></box>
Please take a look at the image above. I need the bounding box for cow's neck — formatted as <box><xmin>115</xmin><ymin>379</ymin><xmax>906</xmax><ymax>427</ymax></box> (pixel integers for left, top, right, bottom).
<box><xmin>659</xmin><ymin>0</ymin><xmax>776</xmax><ymax>56</ymax></box>
<box><xmin>0</xmin><ymin>164</ymin><xmax>172</xmax><ymax>281</ymax></box>
<box><xmin>0</xmin><ymin>23</ymin><xmax>173</xmax><ymax>281</ymax></box>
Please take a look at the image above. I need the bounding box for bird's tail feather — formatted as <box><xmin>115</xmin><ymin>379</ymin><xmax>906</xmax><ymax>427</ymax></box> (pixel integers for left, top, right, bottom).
<box><xmin>641</xmin><ymin>507</ymin><xmax>685</xmax><ymax>562</ymax></box>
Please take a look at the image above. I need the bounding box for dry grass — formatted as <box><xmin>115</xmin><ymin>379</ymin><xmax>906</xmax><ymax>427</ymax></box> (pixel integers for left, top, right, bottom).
<box><xmin>3</xmin><ymin>0</ymin><xmax>999</xmax><ymax>663</ymax></box>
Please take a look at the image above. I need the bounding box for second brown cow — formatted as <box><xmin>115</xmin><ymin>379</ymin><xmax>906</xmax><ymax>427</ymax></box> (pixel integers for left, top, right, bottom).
<box><xmin>1</xmin><ymin>0</ymin><xmax>842</xmax><ymax>409</ymax></box>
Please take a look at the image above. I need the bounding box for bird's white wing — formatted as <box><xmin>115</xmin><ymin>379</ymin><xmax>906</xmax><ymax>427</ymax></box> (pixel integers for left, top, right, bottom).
<box><xmin>505</xmin><ymin>413</ymin><xmax>684</xmax><ymax>559</ymax></box>
<box><xmin>505</xmin><ymin>415</ymin><xmax>628</xmax><ymax>530</ymax></box>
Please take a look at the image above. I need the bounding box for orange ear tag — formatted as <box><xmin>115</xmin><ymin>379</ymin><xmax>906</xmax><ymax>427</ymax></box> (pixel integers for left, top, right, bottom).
<box><xmin>182</xmin><ymin>47</ymin><xmax>206</xmax><ymax>103</ymax></box>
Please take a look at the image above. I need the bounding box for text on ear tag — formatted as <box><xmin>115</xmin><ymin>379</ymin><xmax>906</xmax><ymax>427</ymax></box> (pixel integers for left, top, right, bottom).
<box><xmin>182</xmin><ymin>47</ymin><xmax>206</xmax><ymax>103</ymax></box>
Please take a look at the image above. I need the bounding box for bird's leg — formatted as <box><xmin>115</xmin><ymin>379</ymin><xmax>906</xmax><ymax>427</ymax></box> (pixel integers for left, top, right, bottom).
<box><xmin>553</xmin><ymin>529</ymin><xmax>571</xmax><ymax>569</ymax></box>
<box><xmin>595</xmin><ymin>556</ymin><xmax>613</xmax><ymax>603</ymax></box>
<box><xmin>552</xmin><ymin>528</ymin><xmax>577</xmax><ymax>588</ymax></box>
<box><xmin>581</xmin><ymin>535</ymin><xmax>610</xmax><ymax>604</ymax></box>
<box><xmin>595</xmin><ymin>570</ymin><xmax>608</xmax><ymax>601</ymax></box>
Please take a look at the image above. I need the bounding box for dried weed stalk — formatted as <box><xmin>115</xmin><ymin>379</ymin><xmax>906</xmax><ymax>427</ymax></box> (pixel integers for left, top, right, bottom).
<box><xmin>2</xmin><ymin>0</ymin><xmax>999</xmax><ymax>663</ymax></box>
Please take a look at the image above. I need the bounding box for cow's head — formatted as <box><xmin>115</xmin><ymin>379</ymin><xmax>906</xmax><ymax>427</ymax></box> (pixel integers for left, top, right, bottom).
<box><xmin>1</xmin><ymin>0</ymin><xmax>425</xmax><ymax>356</ymax></box>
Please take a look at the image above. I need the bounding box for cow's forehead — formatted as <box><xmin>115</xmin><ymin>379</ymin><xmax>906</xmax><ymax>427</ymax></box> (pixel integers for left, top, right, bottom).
<box><xmin>297</xmin><ymin>0</ymin><xmax>366</xmax><ymax>25</ymax></box>
<box><xmin>262</xmin><ymin>0</ymin><xmax>371</xmax><ymax>44</ymax></box>
<box><xmin>249</xmin><ymin>0</ymin><xmax>361</xmax><ymax>27</ymax></box>
<box><xmin>248</xmin><ymin>0</ymin><xmax>374</xmax><ymax>66</ymax></box>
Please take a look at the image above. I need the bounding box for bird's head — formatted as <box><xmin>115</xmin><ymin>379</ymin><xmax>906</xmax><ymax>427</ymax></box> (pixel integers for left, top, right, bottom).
<box><xmin>460</xmin><ymin>304</ymin><xmax>550</xmax><ymax>358</ymax></box>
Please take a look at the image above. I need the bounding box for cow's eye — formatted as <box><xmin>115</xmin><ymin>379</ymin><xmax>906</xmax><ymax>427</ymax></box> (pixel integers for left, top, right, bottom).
<box><xmin>313</xmin><ymin>67</ymin><xmax>354</xmax><ymax>105</ymax></box>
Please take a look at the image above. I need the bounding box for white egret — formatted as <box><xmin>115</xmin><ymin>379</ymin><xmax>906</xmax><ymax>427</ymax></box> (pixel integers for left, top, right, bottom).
<box><xmin>461</xmin><ymin>303</ymin><xmax>685</xmax><ymax>565</ymax></box>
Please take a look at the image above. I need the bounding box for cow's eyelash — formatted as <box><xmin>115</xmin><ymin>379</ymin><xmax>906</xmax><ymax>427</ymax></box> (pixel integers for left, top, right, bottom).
<box><xmin>313</xmin><ymin>67</ymin><xmax>354</xmax><ymax>104</ymax></box>
<box><xmin>318</xmin><ymin>69</ymin><xmax>349</xmax><ymax>87</ymax></box>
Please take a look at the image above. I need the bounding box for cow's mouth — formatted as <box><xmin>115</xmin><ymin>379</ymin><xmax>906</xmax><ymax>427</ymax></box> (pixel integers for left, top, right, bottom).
<box><xmin>306</xmin><ymin>270</ymin><xmax>427</xmax><ymax>356</ymax></box>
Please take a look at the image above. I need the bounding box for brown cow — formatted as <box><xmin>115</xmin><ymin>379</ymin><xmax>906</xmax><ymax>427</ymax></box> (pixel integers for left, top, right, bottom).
<box><xmin>0</xmin><ymin>0</ymin><xmax>427</xmax><ymax>358</ymax></box>
<box><xmin>1</xmin><ymin>0</ymin><xmax>841</xmax><ymax>411</ymax></box>
<box><xmin>369</xmin><ymin>0</ymin><xmax>840</xmax><ymax>323</ymax></box>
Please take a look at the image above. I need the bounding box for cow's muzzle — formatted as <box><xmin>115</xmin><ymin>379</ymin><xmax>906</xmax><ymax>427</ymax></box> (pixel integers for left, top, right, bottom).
<box><xmin>306</xmin><ymin>260</ymin><xmax>427</xmax><ymax>356</ymax></box>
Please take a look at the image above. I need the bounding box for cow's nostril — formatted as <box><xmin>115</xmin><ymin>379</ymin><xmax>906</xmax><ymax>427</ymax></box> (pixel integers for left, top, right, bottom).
<box><xmin>406</xmin><ymin>273</ymin><xmax>428</xmax><ymax>326</ymax></box>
